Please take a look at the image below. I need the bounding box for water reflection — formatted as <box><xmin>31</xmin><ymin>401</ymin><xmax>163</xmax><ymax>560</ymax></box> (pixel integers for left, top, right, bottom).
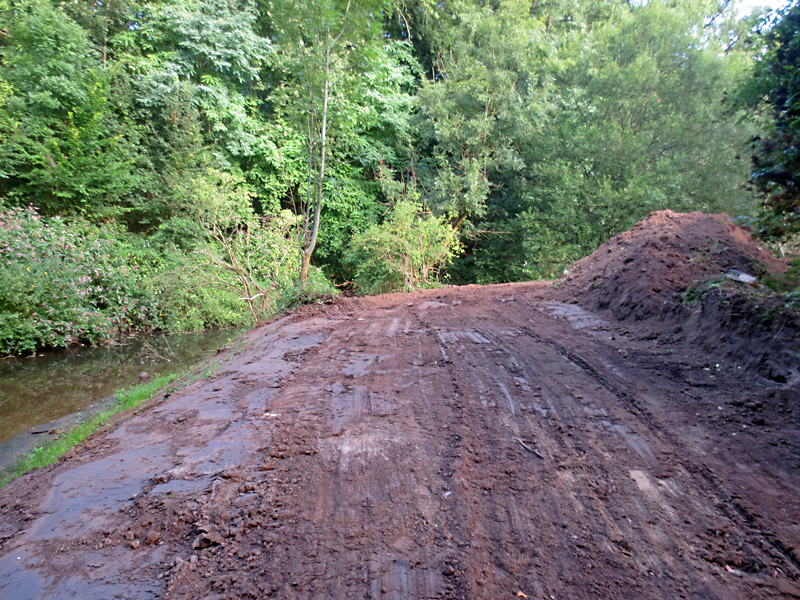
<box><xmin>0</xmin><ymin>329</ymin><xmax>241</xmax><ymax>443</ymax></box>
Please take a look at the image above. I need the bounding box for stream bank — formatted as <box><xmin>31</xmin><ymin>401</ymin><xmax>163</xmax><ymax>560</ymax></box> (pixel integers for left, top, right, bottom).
<box><xmin>0</xmin><ymin>328</ymin><xmax>243</xmax><ymax>479</ymax></box>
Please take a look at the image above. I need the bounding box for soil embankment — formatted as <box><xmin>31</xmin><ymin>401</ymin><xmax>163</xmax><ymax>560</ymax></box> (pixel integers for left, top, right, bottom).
<box><xmin>1</xmin><ymin>211</ymin><xmax>800</xmax><ymax>599</ymax></box>
<box><xmin>557</xmin><ymin>210</ymin><xmax>799</xmax><ymax>383</ymax></box>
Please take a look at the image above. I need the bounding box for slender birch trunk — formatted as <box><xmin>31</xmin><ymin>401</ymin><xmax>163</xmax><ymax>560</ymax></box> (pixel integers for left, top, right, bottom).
<box><xmin>300</xmin><ymin>48</ymin><xmax>330</xmax><ymax>286</ymax></box>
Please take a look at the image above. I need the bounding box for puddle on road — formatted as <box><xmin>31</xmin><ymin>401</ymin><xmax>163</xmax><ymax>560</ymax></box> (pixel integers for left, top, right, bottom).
<box><xmin>342</xmin><ymin>355</ymin><xmax>377</xmax><ymax>378</ymax></box>
<box><xmin>150</xmin><ymin>479</ymin><xmax>210</xmax><ymax>496</ymax></box>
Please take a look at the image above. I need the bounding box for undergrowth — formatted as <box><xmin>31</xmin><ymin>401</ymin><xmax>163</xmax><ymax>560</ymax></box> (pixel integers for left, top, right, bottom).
<box><xmin>0</xmin><ymin>204</ymin><xmax>337</xmax><ymax>355</ymax></box>
<box><xmin>762</xmin><ymin>257</ymin><xmax>800</xmax><ymax>294</ymax></box>
<box><xmin>681</xmin><ymin>273</ymin><xmax>800</xmax><ymax>323</ymax></box>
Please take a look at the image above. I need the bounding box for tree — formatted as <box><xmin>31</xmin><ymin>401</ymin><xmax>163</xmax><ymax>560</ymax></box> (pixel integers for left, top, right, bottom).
<box><xmin>147</xmin><ymin>0</ymin><xmax>272</xmax><ymax>151</ymax></box>
<box><xmin>740</xmin><ymin>1</ymin><xmax>800</xmax><ymax>240</ymax></box>
<box><xmin>0</xmin><ymin>1</ymin><xmax>143</xmax><ymax>216</ymax></box>
<box><xmin>510</xmin><ymin>0</ymin><xmax>756</xmax><ymax>267</ymax></box>
<box><xmin>412</xmin><ymin>0</ymin><xmax>545</xmax><ymax>230</ymax></box>
<box><xmin>412</xmin><ymin>0</ymin><xmax>758</xmax><ymax>283</ymax></box>
<box><xmin>267</xmin><ymin>0</ymin><xmax>390</xmax><ymax>285</ymax></box>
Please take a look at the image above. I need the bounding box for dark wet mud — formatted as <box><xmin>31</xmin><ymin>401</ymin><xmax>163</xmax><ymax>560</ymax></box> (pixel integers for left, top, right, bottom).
<box><xmin>1</xmin><ymin>282</ymin><xmax>799</xmax><ymax>599</ymax></box>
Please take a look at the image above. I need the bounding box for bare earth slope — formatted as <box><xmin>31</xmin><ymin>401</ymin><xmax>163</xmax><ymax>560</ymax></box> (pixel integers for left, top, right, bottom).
<box><xmin>557</xmin><ymin>210</ymin><xmax>799</xmax><ymax>383</ymax></box>
<box><xmin>1</xmin><ymin>214</ymin><xmax>800</xmax><ymax>599</ymax></box>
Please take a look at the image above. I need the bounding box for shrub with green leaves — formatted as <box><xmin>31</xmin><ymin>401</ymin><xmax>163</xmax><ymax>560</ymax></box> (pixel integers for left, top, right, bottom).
<box><xmin>163</xmin><ymin>210</ymin><xmax>309</xmax><ymax>328</ymax></box>
<box><xmin>0</xmin><ymin>205</ymin><xmax>158</xmax><ymax>353</ymax></box>
<box><xmin>347</xmin><ymin>200</ymin><xmax>460</xmax><ymax>294</ymax></box>
<box><xmin>0</xmin><ymin>202</ymin><xmax>327</xmax><ymax>354</ymax></box>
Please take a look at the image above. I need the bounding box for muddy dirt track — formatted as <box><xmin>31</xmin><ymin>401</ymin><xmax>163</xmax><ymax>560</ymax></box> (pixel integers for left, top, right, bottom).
<box><xmin>2</xmin><ymin>277</ymin><xmax>800</xmax><ymax>599</ymax></box>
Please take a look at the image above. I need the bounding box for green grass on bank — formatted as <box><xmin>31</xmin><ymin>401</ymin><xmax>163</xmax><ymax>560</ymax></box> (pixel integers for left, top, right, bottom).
<box><xmin>0</xmin><ymin>374</ymin><xmax>180</xmax><ymax>488</ymax></box>
<box><xmin>0</xmin><ymin>332</ymin><xmax>247</xmax><ymax>489</ymax></box>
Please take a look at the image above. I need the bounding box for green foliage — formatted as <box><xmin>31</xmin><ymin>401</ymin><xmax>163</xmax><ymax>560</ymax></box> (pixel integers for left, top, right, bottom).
<box><xmin>0</xmin><ymin>205</ymin><xmax>158</xmax><ymax>353</ymax></box>
<box><xmin>190</xmin><ymin>209</ymin><xmax>304</xmax><ymax>322</ymax></box>
<box><xmin>0</xmin><ymin>1</ymin><xmax>143</xmax><ymax>216</ymax></box>
<box><xmin>412</xmin><ymin>0</ymin><xmax>543</xmax><ymax>227</ymax></box>
<box><xmin>266</xmin><ymin>0</ymin><xmax>414</xmax><ymax>282</ymax></box>
<box><xmin>761</xmin><ymin>257</ymin><xmax>800</xmax><ymax>294</ymax></box>
<box><xmin>162</xmin><ymin>168</ymin><xmax>314</xmax><ymax>323</ymax></box>
<box><xmin>146</xmin><ymin>251</ymin><xmax>254</xmax><ymax>334</ymax></box>
<box><xmin>145</xmin><ymin>0</ymin><xmax>273</xmax><ymax>154</ymax></box>
<box><xmin>279</xmin><ymin>268</ymin><xmax>339</xmax><ymax>307</ymax></box>
<box><xmin>0</xmin><ymin>201</ymin><xmax>317</xmax><ymax>354</ymax></box>
<box><xmin>346</xmin><ymin>171</ymin><xmax>460</xmax><ymax>293</ymax></box>
<box><xmin>413</xmin><ymin>0</ymin><xmax>758</xmax><ymax>283</ymax></box>
<box><xmin>299</xmin><ymin>41</ymin><xmax>419</xmax><ymax>281</ymax></box>
<box><xmin>241</xmin><ymin>118</ymin><xmax>307</xmax><ymax>214</ymax></box>
<box><xmin>312</xmin><ymin>162</ymin><xmax>381</xmax><ymax>281</ymax></box>
<box><xmin>739</xmin><ymin>1</ymin><xmax>800</xmax><ymax>241</ymax></box>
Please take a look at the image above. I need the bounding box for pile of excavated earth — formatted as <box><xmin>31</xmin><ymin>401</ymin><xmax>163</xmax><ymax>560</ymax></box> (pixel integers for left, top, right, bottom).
<box><xmin>1</xmin><ymin>210</ymin><xmax>799</xmax><ymax>600</ymax></box>
<box><xmin>556</xmin><ymin>210</ymin><xmax>798</xmax><ymax>382</ymax></box>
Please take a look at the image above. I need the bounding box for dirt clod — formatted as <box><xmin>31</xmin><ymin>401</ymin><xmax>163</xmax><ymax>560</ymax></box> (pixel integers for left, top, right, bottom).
<box><xmin>192</xmin><ymin>532</ymin><xmax>224</xmax><ymax>550</ymax></box>
<box><xmin>145</xmin><ymin>531</ymin><xmax>160</xmax><ymax>545</ymax></box>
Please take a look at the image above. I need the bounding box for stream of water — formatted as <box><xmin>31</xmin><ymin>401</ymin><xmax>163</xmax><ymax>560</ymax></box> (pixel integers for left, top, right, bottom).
<box><xmin>0</xmin><ymin>329</ymin><xmax>241</xmax><ymax>444</ymax></box>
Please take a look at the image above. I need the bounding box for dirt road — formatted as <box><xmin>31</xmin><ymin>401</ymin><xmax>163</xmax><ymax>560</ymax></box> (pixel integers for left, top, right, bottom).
<box><xmin>1</xmin><ymin>282</ymin><xmax>799</xmax><ymax>599</ymax></box>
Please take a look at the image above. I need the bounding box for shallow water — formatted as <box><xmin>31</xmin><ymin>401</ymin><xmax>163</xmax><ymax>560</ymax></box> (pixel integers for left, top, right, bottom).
<box><xmin>0</xmin><ymin>329</ymin><xmax>240</xmax><ymax>443</ymax></box>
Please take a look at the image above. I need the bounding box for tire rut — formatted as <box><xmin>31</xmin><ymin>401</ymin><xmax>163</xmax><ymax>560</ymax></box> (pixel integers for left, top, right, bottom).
<box><xmin>2</xmin><ymin>289</ymin><xmax>800</xmax><ymax>600</ymax></box>
<box><xmin>490</xmin><ymin>304</ymin><xmax>800</xmax><ymax>581</ymax></box>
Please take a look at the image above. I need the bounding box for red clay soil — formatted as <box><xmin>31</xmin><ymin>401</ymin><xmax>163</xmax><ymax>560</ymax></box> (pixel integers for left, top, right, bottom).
<box><xmin>559</xmin><ymin>209</ymin><xmax>785</xmax><ymax>322</ymax></box>
<box><xmin>556</xmin><ymin>210</ymin><xmax>799</xmax><ymax>383</ymax></box>
<box><xmin>1</xmin><ymin>211</ymin><xmax>800</xmax><ymax>600</ymax></box>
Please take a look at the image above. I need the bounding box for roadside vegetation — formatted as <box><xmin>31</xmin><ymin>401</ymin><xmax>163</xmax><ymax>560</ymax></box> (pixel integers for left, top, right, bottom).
<box><xmin>0</xmin><ymin>0</ymin><xmax>798</xmax><ymax>355</ymax></box>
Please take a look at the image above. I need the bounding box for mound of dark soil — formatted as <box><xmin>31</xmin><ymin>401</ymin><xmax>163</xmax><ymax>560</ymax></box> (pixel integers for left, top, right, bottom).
<box><xmin>557</xmin><ymin>209</ymin><xmax>800</xmax><ymax>383</ymax></box>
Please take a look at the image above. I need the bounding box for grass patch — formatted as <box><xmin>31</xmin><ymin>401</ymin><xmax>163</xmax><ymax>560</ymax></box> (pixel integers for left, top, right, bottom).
<box><xmin>0</xmin><ymin>374</ymin><xmax>180</xmax><ymax>488</ymax></box>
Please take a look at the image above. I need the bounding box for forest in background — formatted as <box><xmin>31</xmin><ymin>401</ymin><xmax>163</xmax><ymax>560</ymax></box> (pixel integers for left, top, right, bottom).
<box><xmin>0</xmin><ymin>0</ymin><xmax>797</xmax><ymax>354</ymax></box>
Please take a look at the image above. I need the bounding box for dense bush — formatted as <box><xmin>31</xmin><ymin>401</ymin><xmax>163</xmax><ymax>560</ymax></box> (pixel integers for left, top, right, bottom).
<box><xmin>0</xmin><ymin>205</ymin><xmax>151</xmax><ymax>353</ymax></box>
<box><xmin>0</xmin><ymin>204</ymin><xmax>335</xmax><ymax>354</ymax></box>
<box><xmin>740</xmin><ymin>2</ymin><xmax>800</xmax><ymax>242</ymax></box>
<box><xmin>346</xmin><ymin>200</ymin><xmax>460</xmax><ymax>294</ymax></box>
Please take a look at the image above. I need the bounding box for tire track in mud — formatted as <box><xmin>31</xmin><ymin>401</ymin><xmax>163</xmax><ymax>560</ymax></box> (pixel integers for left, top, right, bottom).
<box><xmin>416</xmin><ymin>304</ymin><xmax>688</xmax><ymax>598</ymax></box>
<box><xmin>2</xmin><ymin>287</ymin><xmax>800</xmax><ymax>600</ymax></box>
<box><xmin>416</xmin><ymin>308</ymin><xmax>674</xmax><ymax>598</ymax></box>
<box><xmin>180</xmin><ymin>307</ymin><xmax>463</xmax><ymax>600</ymax></box>
<box><xmin>415</xmin><ymin>297</ymin><xmax>797</xmax><ymax>599</ymax></box>
<box><xmin>492</xmin><ymin>305</ymin><xmax>800</xmax><ymax>582</ymax></box>
<box><xmin>512</xmin><ymin>301</ymin><xmax>800</xmax><ymax>589</ymax></box>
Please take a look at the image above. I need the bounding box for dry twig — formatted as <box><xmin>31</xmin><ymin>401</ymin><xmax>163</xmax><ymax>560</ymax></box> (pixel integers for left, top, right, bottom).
<box><xmin>513</xmin><ymin>437</ymin><xmax>544</xmax><ymax>459</ymax></box>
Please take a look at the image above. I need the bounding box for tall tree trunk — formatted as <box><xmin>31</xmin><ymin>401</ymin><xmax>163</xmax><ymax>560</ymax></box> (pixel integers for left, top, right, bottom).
<box><xmin>299</xmin><ymin>49</ymin><xmax>330</xmax><ymax>286</ymax></box>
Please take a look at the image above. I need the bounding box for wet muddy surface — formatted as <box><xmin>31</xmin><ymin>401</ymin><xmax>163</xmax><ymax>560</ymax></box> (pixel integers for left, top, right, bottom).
<box><xmin>1</xmin><ymin>279</ymin><xmax>799</xmax><ymax>599</ymax></box>
<box><xmin>0</xmin><ymin>329</ymin><xmax>239</xmax><ymax>444</ymax></box>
